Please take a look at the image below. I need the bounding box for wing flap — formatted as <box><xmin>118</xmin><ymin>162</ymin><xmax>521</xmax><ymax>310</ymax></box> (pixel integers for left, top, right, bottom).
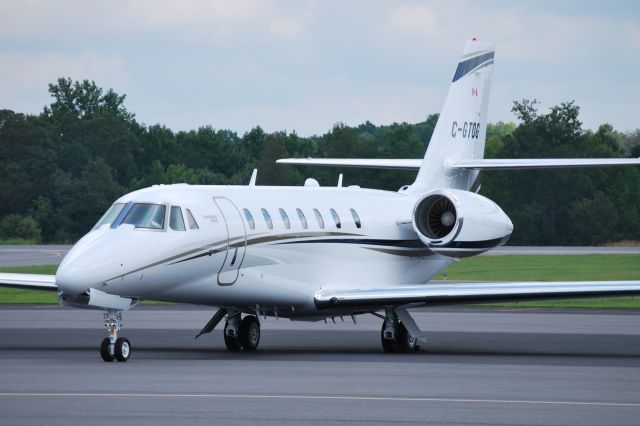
<box><xmin>314</xmin><ymin>281</ymin><xmax>640</xmax><ymax>309</ymax></box>
<box><xmin>0</xmin><ymin>273</ymin><xmax>57</xmax><ymax>292</ymax></box>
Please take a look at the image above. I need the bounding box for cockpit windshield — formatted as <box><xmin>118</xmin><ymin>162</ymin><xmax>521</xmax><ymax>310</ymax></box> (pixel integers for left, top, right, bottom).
<box><xmin>93</xmin><ymin>203</ymin><xmax>125</xmax><ymax>230</ymax></box>
<box><xmin>122</xmin><ymin>203</ymin><xmax>166</xmax><ymax>230</ymax></box>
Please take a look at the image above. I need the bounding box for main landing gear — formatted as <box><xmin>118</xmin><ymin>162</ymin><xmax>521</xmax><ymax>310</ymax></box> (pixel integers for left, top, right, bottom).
<box><xmin>380</xmin><ymin>308</ymin><xmax>421</xmax><ymax>353</ymax></box>
<box><xmin>100</xmin><ymin>310</ymin><xmax>131</xmax><ymax>362</ymax></box>
<box><xmin>223</xmin><ymin>313</ymin><xmax>261</xmax><ymax>351</ymax></box>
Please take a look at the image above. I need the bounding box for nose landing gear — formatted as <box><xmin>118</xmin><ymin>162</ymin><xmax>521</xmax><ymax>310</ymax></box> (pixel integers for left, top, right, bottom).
<box><xmin>100</xmin><ymin>310</ymin><xmax>131</xmax><ymax>362</ymax></box>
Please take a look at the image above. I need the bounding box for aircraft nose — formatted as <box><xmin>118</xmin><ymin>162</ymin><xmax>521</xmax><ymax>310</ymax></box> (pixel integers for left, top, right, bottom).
<box><xmin>55</xmin><ymin>262</ymin><xmax>90</xmax><ymax>295</ymax></box>
<box><xmin>55</xmin><ymin>232</ymin><xmax>124</xmax><ymax>295</ymax></box>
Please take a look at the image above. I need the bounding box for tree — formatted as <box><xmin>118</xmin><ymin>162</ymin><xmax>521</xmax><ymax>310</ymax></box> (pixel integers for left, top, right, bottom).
<box><xmin>255</xmin><ymin>132</ymin><xmax>302</xmax><ymax>186</ymax></box>
<box><xmin>44</xmin><ymin>78</ymin><xmax>134</xmax><ymax>123</ymax></box>
<box><xmin>0</xmin><ymin>214</ymin><xmax>42</xmax><ymax>242</ymax></box>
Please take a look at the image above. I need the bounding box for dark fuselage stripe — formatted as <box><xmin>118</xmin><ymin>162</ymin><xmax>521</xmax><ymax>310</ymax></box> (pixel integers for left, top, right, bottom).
<box><xmin>275</xmin><ymin>238</ymin><xmax>426</xmax><ymax>249</ymax></box>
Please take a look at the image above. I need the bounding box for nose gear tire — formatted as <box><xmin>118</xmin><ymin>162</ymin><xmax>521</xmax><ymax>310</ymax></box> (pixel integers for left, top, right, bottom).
<box><xmin>115</xmin><ymin>337</ymin><xmax>131</xmax><ymax>362</ymax></box>
<box><xmin>100</xmin><ymin>337</ymin><xmax>115</xmax><ymax>362</ymax></box>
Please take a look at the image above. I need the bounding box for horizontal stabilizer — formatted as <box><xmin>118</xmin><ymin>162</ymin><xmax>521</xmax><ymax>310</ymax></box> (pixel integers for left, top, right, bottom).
<box><xmin>277</xmin><ymin>157</ymin><xmax>640</xmax><ymax>171</ymax></box>
<box><xmin>314</xmin><ymin>280</ymin><xmax>640</xmax><ymax>309</ymax></box>
<box><xmin>0</xmin><ymin>273</ymin><xmax>57</xmax><ymax>291</ymax></box>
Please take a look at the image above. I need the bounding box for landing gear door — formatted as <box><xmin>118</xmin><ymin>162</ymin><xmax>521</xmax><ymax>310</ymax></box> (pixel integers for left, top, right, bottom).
<box><xmin>214</xmin><ymin>197</ymin><xmax>247</xmax><ymax>285</ymax></box>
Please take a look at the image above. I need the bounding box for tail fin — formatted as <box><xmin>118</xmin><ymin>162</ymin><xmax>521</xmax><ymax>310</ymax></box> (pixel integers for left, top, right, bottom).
<box><xmin>277</xmin><ymin>40</ymin><xmax>640</xmax><ymax>180</ymax></box>
<box><xmin>411</xmin><ymin>40</ymin><xmax>495</xmax><ymax>192</ymax></box>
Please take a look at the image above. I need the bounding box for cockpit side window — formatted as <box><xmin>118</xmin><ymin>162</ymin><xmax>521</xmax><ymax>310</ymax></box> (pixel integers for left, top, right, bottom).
<box><xmin>170</xmin><ymin>206</ymin><xmax>186</xmax><ymax>231</ymax></box>
<box><xmin>93</xmin><ymin>203</ymin><xmax>125</xmax><ymax>230</ymax></box>
<box><xmin>186</xmin><ymin>209</ymin><xmax>199</xmax><ymax>230</ymax></box>
<box><xmin>122</xmin><ymin>203</ymin><xmax>166</xmax><ymax>230</ymax></box>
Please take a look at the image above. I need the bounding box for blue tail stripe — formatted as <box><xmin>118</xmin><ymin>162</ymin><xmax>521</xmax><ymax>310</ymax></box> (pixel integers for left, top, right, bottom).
<box><xmin>452</xmin><ymin>52</ymin><xmax>495</xmax><ymax>82</ymax></box>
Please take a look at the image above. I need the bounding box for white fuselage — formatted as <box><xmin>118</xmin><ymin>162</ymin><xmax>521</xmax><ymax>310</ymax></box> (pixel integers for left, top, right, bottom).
<box><xmin>56</xmin><ymin>184</ymin><xmax>454</xmax><ymax>317</ymax></box>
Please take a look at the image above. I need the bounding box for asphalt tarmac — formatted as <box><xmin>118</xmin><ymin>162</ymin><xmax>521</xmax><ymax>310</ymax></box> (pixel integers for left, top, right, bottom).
<box><xmin>0</xmin><ymin>305</ymin><xmax>639</xmax><ymax>425</ymax></box>
<box><xmin>2</xmin><ymin>245</ymin><xmax>640</xmax><ymax>267</ymax></box>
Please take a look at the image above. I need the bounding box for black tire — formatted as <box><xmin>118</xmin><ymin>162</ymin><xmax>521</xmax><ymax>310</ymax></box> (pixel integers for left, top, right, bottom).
<box><xmin>224</xmin><ymin>322</ymin><xmax>242</xmax><ymax>351</ymax></box>
<box><xmin>115</xmin><ymin>337</ymin><xmax>131</xmax><ymax>362</ymax></box>
<box><xmin>239</xmin><ymin>315</ymin><xmax>260</xmax><ymax>351</ymax></box>
<box><xmin>100</xmin><ymin>337</ymin><xmax>115</xmax><ymax>362</ymax></box>
<box><xmin>381</xmin><ymin>321</ymin><xmax>398</xmax><ymax>353</ymax></box>
<box><xmin>396</xmin><ymin>322</ymin><xmax>413</xmax><ymax>352</ymax></box>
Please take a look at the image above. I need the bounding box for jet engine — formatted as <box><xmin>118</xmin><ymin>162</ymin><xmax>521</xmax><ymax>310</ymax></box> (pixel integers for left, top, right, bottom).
<box><xmin>412</xmin><ymin>189</ymin><xmax>513</xmax><ymax>257</ymax></box>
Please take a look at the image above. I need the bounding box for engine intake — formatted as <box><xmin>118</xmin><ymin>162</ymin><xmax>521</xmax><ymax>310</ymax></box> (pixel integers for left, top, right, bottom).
<box><xmin>412</xmin><ymin>189</ymin><xmax>513</xmax><ymax>257</ymax></box>
<box><xmin>415</xmin><ymin>194</ymin><xmax>457</xmax><ymax>240</ymax></box>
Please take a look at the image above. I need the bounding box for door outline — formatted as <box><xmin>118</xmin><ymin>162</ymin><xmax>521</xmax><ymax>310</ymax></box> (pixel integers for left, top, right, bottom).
<box><xmin>214</xmin><ymin>197</ymin><xmax>247</xmax><ymax>285</ymax></box>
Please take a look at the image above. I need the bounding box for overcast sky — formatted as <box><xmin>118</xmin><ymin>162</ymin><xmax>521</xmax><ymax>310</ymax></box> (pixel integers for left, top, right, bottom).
<box><xmin>1</xmin><ymin>0</ymin><xmax>638</xmax><ymax>136</ymax></box>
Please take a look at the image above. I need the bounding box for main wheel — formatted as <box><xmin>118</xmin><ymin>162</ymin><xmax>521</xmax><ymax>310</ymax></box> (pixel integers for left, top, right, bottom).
<box><xmin>395</xmin><ymin>322</ymin><xmax>417</xmax><ymax>352</ymax></box>
<box><xmin>100</xmin><ymin>337</ymin><xmax>115</xmax><ymax>362</ymax></box>
<box><xmin>115</xmin><ymin>337</ymin><xmax>131</xmax><ymax>362</ymax></box>
<box><xmin>224</xmin><ymin>322</ymin><xmax>242</xmax><ymax>351</ymax></box>
<box><xmin>239</xmin><ymin>315</ymin><xmax>260</xmax><ymax>351</ymax></box>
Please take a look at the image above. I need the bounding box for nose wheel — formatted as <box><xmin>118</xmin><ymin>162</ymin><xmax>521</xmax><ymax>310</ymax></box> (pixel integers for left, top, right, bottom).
<box><xmin>100</xmin><ymin>311</ymin><xmax>131</xmax><ymax>362</ymax></box>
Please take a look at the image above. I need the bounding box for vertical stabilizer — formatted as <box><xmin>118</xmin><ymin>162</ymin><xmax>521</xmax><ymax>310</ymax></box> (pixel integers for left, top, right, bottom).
<box><xmin>410</xmin><ymin>40</ymin><xmax>494</xmax><ymax>192</ymax></box>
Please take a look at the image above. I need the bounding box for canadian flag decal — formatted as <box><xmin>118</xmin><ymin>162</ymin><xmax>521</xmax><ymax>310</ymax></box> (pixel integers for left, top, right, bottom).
<box><xmin>472</xmin><ymin>88</ymin><xmax>478</xmax><ymax>96</ymax></box>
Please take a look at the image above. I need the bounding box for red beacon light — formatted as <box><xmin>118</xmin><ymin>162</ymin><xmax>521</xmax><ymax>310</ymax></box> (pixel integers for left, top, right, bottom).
<box><xmin>472</xmin><ymin>37</ymin><xmax>477</xmax><ymax>41</ymax></box>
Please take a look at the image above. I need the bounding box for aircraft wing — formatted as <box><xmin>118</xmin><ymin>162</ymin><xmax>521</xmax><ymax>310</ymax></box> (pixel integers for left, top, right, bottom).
<box><xmin>449</xmin><ymin>158</ymin><xmax>640</xmax><ymax>170</ymax></box>
<box><xmin>0</xmin><ymin>273</ymin><xmax>57</xmax><ymax>291</ymax></box>
<box><xmin>314</xmin><ymin>281</ymin><xmax>640</xmax><ymax>309</ymax></box>
<box><xmin>276</xmin><ymin>158</ymin><xmax>422</xmax><ymax>170</ymax></box>
<box><xmin>277</xmin><ymin>157</ymin><xmax>640</xmax><ymax>171</ymax></box>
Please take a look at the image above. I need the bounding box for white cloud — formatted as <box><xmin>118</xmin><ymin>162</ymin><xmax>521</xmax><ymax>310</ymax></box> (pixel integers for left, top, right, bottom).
<box><xmin>382</xmin><ymin>4</ymin><xmax>439</xmax><ymax>40</ymax></box>
<box><xmin>0</xmin><ymin>1</ymin><xmax>638</xmax><ymax>134</ymax></box>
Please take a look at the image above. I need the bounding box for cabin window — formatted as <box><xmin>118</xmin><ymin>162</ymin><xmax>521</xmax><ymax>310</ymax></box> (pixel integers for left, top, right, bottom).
<box><xmin>185</xmin><ymin>209</ymin><xmax>199</xmax><ymax>230</ymax></box>
<box><xmin>93</xmin><ymin>203</ymin><xmax>125</xmax><ymax>229</ymax></box>
<box><xmin>279</xmin><ymin>208</ymin><xmax>290</xmax><ymax>229</ymax></box>
<box><xmin>350</xmin><ymin>208</ymin><xmax>361</xmax><ymax>228</ymax></box>
<box><xmin>296</xmin><ymin>208</ymin><xmax>308</xmax><ymax>229</ymax></box>
<box><xmin>262</xmin><ymin>208</ymin><xmax>273</xmax><ymax>230</ymax></box>
<box><xmin>122</xmin><ymin>203</ymin><xmax>166</xmax><ymax>230</ymax></box>
<box><xmin>243</xmin><ymin>208</ymin><xmax>255</xmax><ymax>230</ymax></box>
<box><xmin>330</xmin><ymin>208</ymin><xmax>341</xmax><ymax>229</ymax></box>
<box><xmin>169</xmin><ymin>206</ymin><xmax>186</xmax><ymax>231</ymax></box>
<box><xmin>313</xmin><ymin>208</ymin><xmax>324</xmax><ymax>229</ymax></box>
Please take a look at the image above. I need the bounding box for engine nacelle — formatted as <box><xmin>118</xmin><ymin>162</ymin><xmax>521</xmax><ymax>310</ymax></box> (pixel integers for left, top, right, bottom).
<box><xmin>412</xmin><ymin>189</ymin><xmax>513</xmax><ymax>257</ymax></box>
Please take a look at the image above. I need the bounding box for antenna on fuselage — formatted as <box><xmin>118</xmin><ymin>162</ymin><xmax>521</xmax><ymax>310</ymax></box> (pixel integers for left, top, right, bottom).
<box><xmin>249</xmin><ymin>169</ymin><xmax>258</xmax><ymax>186</ymax></box>
<box><xmin>337</xmin><ymin>174</ymin><xmax>343</xmax><ymax>188</ymax></box>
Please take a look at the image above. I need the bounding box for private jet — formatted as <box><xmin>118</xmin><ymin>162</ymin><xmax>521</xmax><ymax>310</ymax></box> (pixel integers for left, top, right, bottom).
<box><xmin>2</xmin><ymin>40</ymin><xmax>640</xmax><ymax>362</ymax></box>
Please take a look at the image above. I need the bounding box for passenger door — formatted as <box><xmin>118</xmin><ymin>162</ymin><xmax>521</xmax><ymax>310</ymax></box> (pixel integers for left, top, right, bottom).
<box><xmin>214</xmin><ymin>197</ymin><xmax>247</xmax><ymax>285</ymax></box>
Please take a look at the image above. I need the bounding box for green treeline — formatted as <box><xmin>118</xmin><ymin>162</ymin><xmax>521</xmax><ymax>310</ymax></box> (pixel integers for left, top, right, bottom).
<box><xmin>1</xmin><ymin>78</ymin><xmax>639</xmax><ymax>245</ymax></box>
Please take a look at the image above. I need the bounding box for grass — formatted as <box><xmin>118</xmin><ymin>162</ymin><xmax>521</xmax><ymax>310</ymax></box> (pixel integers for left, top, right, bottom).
<box><xmin>0</xmin><ymin>254</ymin><xmax>639</xmax><ymax>308</ymax></box>
<box><xmin>0</xmin><ymin>265</ymin><xmax>58</xmax><ymax>303</ymax></box>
